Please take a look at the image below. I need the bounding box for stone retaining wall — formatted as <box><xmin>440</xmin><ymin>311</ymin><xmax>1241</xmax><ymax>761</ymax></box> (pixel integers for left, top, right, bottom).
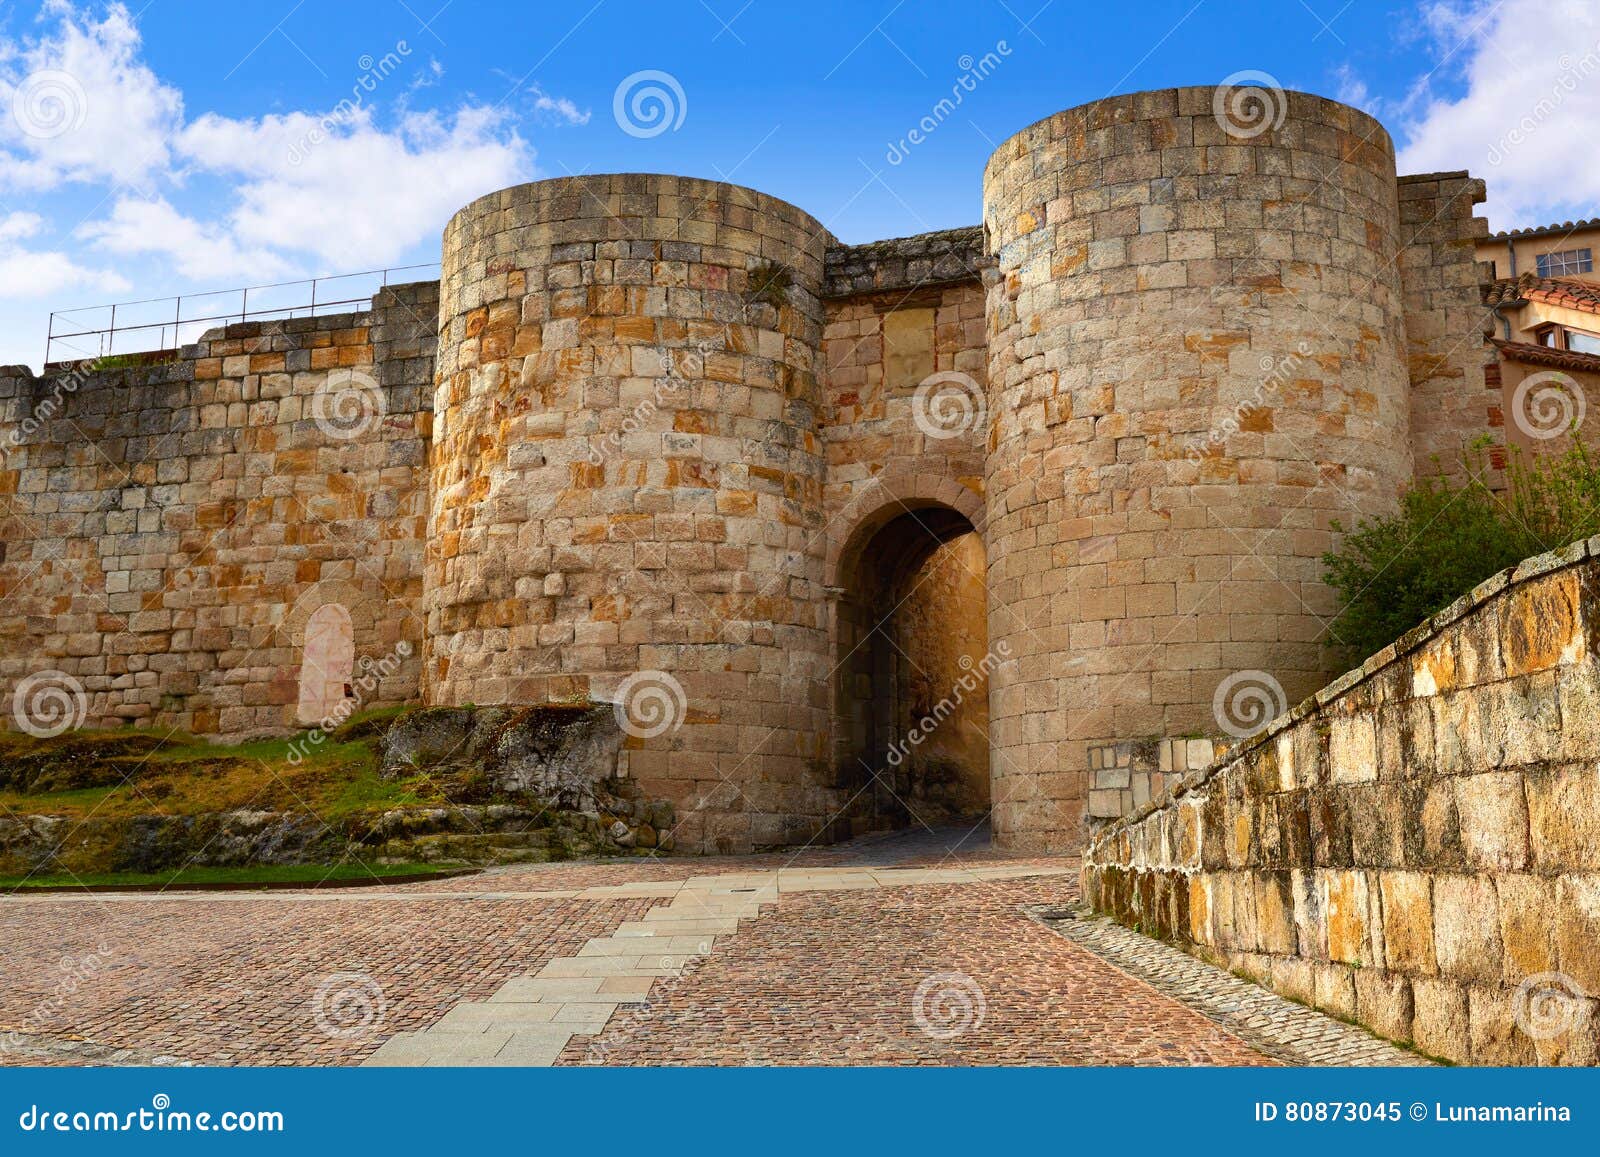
<box><xmin>1083</xmin><ymin>539</ymin><xmax>1600</xmax><ymax>1065</ymax></box>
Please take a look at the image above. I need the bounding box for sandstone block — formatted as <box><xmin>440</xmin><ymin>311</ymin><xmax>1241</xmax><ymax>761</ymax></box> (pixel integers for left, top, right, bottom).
<box><xmin>1379</xmin><ymin>871</ymin><xmax>1436</xmax><ymax>975</ymax></box>
<box><xmin>1431</xmin><ymin>874</ymin><xmax>1503</xmax><ymax>984</ymax></box>
<box><xmin>1410</xmin><ymin>977</ymin><xmax>1469</xmax><ymax>1062</ymax></box>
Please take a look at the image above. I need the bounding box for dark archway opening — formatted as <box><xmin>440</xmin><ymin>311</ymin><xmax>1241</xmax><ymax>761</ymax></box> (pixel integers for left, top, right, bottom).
<box><xmin>834</xmin><ymin>505</ymin><xmax>991</xmax><ymax>831</ymax></box>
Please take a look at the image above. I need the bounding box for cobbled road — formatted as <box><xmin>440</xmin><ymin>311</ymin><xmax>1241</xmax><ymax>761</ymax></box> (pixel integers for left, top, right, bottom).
<box><xmin>0</xmin><ymin>827</ymin><xmax>1374</xmax><ymax>1067</ymax></box>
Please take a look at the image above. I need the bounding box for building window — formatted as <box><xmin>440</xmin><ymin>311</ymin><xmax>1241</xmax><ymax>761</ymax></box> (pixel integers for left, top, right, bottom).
<box><xmin>1569</xmin><ymin>329</ymin><xmax>1600</xmax><ymax>356</ymax></box>
<box><xmin>1536</xmin><ymin>247</ymin><xmax>1594</xmax><ymax>277</ymax></box>
<box><xmin>1530</xmin><ymin>322</ymin><xmax>1600</xmax><ymax>356</ymax></box>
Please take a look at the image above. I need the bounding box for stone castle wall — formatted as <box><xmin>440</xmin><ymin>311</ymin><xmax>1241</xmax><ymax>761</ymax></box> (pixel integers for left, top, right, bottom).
<box><xmin>1083</xmin><ymin>539</ymin><xmax>1600</xmax><ymax>1065</ymax></box>
<box><xmin>0</xmin><ymin>283</ymin><xmax>435</xmax><ymax>736</ymax></box>
<box><xmin>0</xmin><ymin>87</ymin><xmax>1517</xmax><ymax>854</ymax></box>
<box><xmin>427</xmin><ymin>175</ymin><xmax>840</xmax><ymax>853</ymax></box>
<box><xmin>982</xmin><ymin>88</ymin><xmax>1415</xmax><ymax>850</ymax></box>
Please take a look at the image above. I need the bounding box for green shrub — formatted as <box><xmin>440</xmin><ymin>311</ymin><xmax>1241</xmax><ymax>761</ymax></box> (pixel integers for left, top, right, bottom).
<box><xmin>1323</xmin><ymin>438</ymin><xmax>1600</xmax><ymax>661</ymax></box>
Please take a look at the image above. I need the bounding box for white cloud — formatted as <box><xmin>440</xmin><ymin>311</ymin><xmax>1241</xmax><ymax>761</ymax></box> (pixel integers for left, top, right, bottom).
<box><xmin>0</xmin><ymin>210</ymin><xmax>127</xmax><ymax>297</ymax></box>
<box><xmin>0</xmin><ymin>0</ymin><xmax>183</xmax><ymax>192</ymax></box>
<box><xmin>164</xmin><ymin>104</ymin><xmax>532</xmax><ymax>270</ymax></box>
<box><xmin>1332</xmin><ymin>64</ymin><xmax>1377</xmax><ymax>117</ymax></box>
<box><xmin>1397</xmin><ymin>0</ymin><xmax>1600</xmax><ymax>229</ymax></box>
<box><xmin>531</xmin><ymin>85</ymin><xmax>590</xmax><ymax>125</ymax></box>
<box><xmin>3</xmin><ymin>1</ymin><xmax>546</xmax><ymax>289</ymax></box>
<box><xmin>77</xmin><ymin>196</ymin><xmax>292</xmax><ymax>283</ymax></box>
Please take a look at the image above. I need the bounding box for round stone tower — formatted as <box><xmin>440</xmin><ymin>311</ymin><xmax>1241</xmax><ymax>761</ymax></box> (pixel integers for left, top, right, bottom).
<box><xmin>981</xmin><ymin>87</ymin><xmax>1413</xmax><ymax>850</ymax></box>
<box><xmin>427</xmin><ymin>174</ymin><xmax>834</xmax><ymax>852</ymax></box>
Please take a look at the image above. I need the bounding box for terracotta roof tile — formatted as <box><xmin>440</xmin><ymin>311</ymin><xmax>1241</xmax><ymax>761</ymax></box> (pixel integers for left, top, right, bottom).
<box><xmin>1483</xmin><ymin>273</ymin><xmax>1600</xmax><ymax>314</ymax></box>
<box><xmin>1492</xmin><ymin>338</ymin><xmax>1600</xmax><ymax>373</ymax></box>
<box><xmin>1490</xmin><ymin>217</ymin><xmax>1599</xmax><ymax>239</ymax></box>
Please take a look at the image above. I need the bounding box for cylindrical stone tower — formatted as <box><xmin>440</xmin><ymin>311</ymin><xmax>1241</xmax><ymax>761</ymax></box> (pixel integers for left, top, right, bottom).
<box><xmin>428</xmin><ymin>174</ymin><xmax>834</xmax><ymax>852</ymax></box>
<box><xmin>982</xmin><ymin>87</ymin><xmax>1413</xmax><ymax>851</ymax></box>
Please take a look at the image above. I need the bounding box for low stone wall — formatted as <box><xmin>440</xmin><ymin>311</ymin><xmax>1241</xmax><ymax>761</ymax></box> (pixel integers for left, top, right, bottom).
<box><xmin>1083</xmin><ymin>539</ymin><xmax>1600</xmax><ymax>1065</ymax></box>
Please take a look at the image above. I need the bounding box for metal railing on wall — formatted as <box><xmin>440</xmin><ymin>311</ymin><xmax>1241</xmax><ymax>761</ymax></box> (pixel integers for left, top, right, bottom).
<box><xmin>44</xmin><ymin>263</ymin><xmax>441</xmax><ymax>367</ymax></box>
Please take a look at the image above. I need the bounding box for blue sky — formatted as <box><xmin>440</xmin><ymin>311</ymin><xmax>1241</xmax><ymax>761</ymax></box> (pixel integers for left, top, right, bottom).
<box><xmin>0</xmin><ymin>0</ymin><xmax>1595</xmax><ymax>368</ymax></box>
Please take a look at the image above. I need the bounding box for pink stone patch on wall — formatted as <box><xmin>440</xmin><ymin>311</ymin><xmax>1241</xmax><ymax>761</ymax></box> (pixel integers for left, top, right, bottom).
<box><xmin>297</xmin><ymin>603</ymin><xmax>354</xmax><ymax>726</ymax></box>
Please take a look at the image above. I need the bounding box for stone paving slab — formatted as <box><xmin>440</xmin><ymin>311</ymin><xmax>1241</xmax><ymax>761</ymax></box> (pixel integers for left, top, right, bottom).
<box><xmin>560</xmin><ymin>871</ymin><xmax>1276</xmax><ymax>1067</ymax></box>
<box><xmin>1038</xmin><ymin>907</ymin><xmax>1435</xmax><ymax>1068</ymax></box>
<box><xmin>0</xmin><ymin>829</ymin><xmax>1302</xmax><ymax>1069</ymax></box>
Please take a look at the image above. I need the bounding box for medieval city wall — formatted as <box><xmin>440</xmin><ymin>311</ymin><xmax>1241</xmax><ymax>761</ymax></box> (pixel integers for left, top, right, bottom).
<box><xmin>427</xmin><ymin>174</ymin><xmax>843</xmax><ymax>853</ymax></box>
<box><xmin>982</xmin><ymin>88</ymin><xmax>1416</xmax><ymax>850</ymax></box>
<box><xmin>0</xmin><ymin>283</ymin><xmax>435</xmax><ymax>736</ymax></box>
<box><xmin>1083</xmin><ymin>540</ymin><xmax>1600</xmax><ymax>1064</ymax></box>
<box><xmin>0</xmin><ymin>89</ymin><xmax>1520</xmax><ymax>855</ymax></box>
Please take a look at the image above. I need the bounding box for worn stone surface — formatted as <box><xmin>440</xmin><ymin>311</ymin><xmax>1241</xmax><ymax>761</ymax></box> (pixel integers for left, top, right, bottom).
<box><xmin>0</xmin><ymin>85</ymin><xmax>1525</xmax><ymax>859</ymax></box>
<box><xmin>1085</xmin><ymin>549</ymin><xmax>1600</xmax><ymax>1066</ymax></box>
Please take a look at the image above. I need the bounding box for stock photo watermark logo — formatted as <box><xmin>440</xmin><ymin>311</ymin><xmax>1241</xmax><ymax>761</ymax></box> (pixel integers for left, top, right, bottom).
<box><xmin>885</xmin><ymin>40</ymin><xmax>1011</xmax><ymax>165</ymax></box>
<box><xmin>1212</xmin><ymin>669</ymin><xmax>1287</xmax><ymax>739</ymax></box>
<box><xmin>886</xmin><ymin>641</ymin><xmax>1011</xmax><ymax>768</ymax></box>
<box><xmin>613</xmin><ymin>670</ymin><xmax>687</xmax><ymax>739</ymax></box>
<box><xmin>11</xmin><ymin>670</ymin><xmax>87</xmax><ymax>739</ymax></box>
<box><xmin>585</xmin><ymin>344</ymin><xmax>707</xmax><ymax>466</ymax></box>
<box><xmin>10</xmin><ymin>68</ymin><xmax>87</xmax><ymax>139</ymax></box>
<box><xmin>3</xmin><ymin>357</ymin><xmax>102</xmax><ymax>460</ymax></box>
<box><xmin>1213</xmin><ymin>70</ymin><xmax>1287</xmax><ymax>140</ymax></box>
<box><xmin>912</xmin><ymin>972</ymin><xmax>986</xmax><ymax>1041</ymax></box>
<box><xmin>286</xmin><ymin>41</ymin><xmax>414</xmax><ymax>165</ymax></box>
<box><xmin>613</xmin><ymin>70</ymin><xmax>687</xmax><ymax>139</ymax></box>
<box><xmin>311</xmin><ymin>972</ymin><xmax>387</xmax><ymax>1039</ymax></box>
<box><xmin>311</xmin><ymin>369</ymin><xmax>386</xmax><ymax>441</ymax></box>
<box><xmin>1513</xmin><ymin>972</ymin><xmax>1589</xmax><ymax>1041</ymax></box>
<box><xmin>1184</xmin><ymin>343</ymin><xmax>1311</xmax><ymax>462</ymax></box>
<box><xmin>1510</xmin><ymin>371</ymin><xmax>1586</xmax><ymax>441</ymax></box>
<box><xmin>286</xmin><ymin>638</ymin><xmax>413</xmax><ymax>766</ymax></box>
<box><xmin>1</xmin><ymin>939</ymin><xmax>116</xmax><ymax>1057</ymax></box>
<box><xmin>1486</xmin><ymin>39</ymin><xmax>1600</xmax><ymax>166</ymax></box>
<box><xmin>912</xmin><ymin>370</ymin><xmax>985</xmax><ymax>441</ymax></box>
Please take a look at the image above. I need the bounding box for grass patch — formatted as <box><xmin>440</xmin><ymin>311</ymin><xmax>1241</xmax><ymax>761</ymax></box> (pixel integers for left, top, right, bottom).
<box><xmin>0</xmin><ymin>861</ymin><xmax>463</xmax><ymax>892</ymax></box>
<box><xmin>0</xmin><ymin>710</ymin><xmax>448</xmax><ymax>822</ymax></box>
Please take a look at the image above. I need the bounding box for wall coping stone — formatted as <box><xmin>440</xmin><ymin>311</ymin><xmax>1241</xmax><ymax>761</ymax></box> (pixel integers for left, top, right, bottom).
<box><xmin>1087</xmin><ymin>534</ymin><xmax>1600</xmax><ymax>848</ymax></box>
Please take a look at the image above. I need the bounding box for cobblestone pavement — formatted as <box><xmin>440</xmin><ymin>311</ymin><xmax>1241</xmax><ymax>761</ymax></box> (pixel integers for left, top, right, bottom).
<box><xmin>1040</xmin><ymin>908</ymin><xmax>1434</xmax><ymax>1067</ymax></box>
<box><xmin>0</xmin><ymin>827</ymin><xmax>1355</xmax><ymax>1067</ymax></box>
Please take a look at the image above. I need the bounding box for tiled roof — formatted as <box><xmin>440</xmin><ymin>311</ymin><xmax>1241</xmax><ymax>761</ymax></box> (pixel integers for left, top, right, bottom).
<box><xmin>1483</xmin><ymin>273</ymin><xmax>1600</xmax><ymax>314</ymax></box>
<box><xmin>1489</xmin><ymin>217</ymin><xmax>1599</xmax><ymax>240</ymax></box>
<box><xmin>1492</xmin><ymin>338</ymin><xmax>1600</xmax><ymax>373</ymax></box>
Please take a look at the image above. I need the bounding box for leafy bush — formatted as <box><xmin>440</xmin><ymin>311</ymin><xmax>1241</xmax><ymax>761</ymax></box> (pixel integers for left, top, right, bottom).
<box><xmin>1323</xmin><ymin>438</ymin><xmax>1600</xmax><ymax>660</ymax></box>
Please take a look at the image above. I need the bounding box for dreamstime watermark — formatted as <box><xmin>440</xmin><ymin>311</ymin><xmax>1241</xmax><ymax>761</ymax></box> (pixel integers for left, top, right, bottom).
<box><xmin>585</xmin><ymin>342</ymin><xmax>712</xmax><ymax>466</ymax></box>
<box><xmin>885</xmin><ymin>41</ymin><xmax>1012</xmax><ymax>164</ymax></box>
<box><xmin>286</xmin><ymin>637</ymin><xmax>413</xmax><ymax>766</ymax></box>
<box><xmin>912</xmin><ymin>370</ymin><xmax>985</xmax><ymax>441</ymax></box>
<box><xmin>11</xmin><ymin>669</ymin><xmax>87</xmax><ymax>738</ymax></box>
<box><xmin>0</xmin><ymin>939</ymin><xmax>117</xmax><ymax>1056</ymax></box>
<box><xmin>613</xmin><ymin>70</ymin><xmax>687</xmax><ymax>139</ymax></box>
<box><xmin>912</xmin><ymin>972</ymin><xmax>986</xmax><ymax>1040</ymax></box>
<box><xmin>1513</xmin><ymin>972</ymin><xmax>1589</xmax><ymax>1040</ymax></box>
<box><xmin>1213</xmin><ymin>70</ymin><xmax>1287</xmax><ymax>140</ymax></box>
<box><xmin>1487</xmin><ymin>40</ymin><xmax>1600</xmax><ymax>166</ymax></box>
<box><xmin>885</xmin><ymin>642</ymin><xmax>1011</xmax><ymax>768</ymax></box>
<box><xmin>1510</xmin><ymin>371</ymin><xmax>1586</xmax><ymax>441</ymax></box>
<box><xmin>612</xmin><ymin>670</ymin><xmax>687</xmax><ymax>739</ymax></box>
<box><xmin>1185</xmin><ymin>343</ymin><xmax>1311</xmax><ymax>462</ymax></box>
<box><xmin>311</xmin><ymin>368</ymin><xmax>386</xmax><ymax>441</ymax></box>
<box><xmin>1212</xmin><ymin>669</ymin><xmax>1287</xmax><ymax>739</ymax></box>
<box><xmin>311</xmin><ymin>971</ymin><xmax>386</xmax><ymax>1039</ymax></box>
<box><xmin>11</xmin><ymin>68</ymin><xmax>87</xmax><ymax>140</ymax></box>
<box><xmin>286</xmin><ymin>41</ymin><xmax>414</xmax><ymax>165</ymax></box>
<box><xmin>4</xmin><ymin>358</ymin><xmax>108</xmax><ymax>461</ymax></box>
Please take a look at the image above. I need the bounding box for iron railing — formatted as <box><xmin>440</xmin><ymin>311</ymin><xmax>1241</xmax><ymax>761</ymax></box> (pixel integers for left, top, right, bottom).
<box><xmin>44</xmin><ymin>263</ymin><xmax>441</xmax><ymax>366</ymax></box>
